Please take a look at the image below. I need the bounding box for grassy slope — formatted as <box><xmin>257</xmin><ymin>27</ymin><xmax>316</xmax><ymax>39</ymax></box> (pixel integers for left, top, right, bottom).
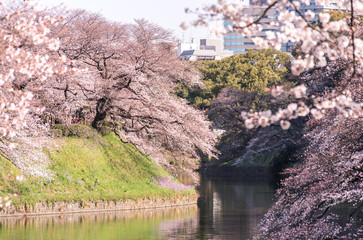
<box><xmin>0</xmin><ymin>129</ymin><xmax>195</xmax><ymax>208</ymax></box>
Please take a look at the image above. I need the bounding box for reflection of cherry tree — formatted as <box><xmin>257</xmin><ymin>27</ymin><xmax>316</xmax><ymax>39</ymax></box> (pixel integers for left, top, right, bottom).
<box><xmin>0</xmin><ymin>2</ymin><xmax>69</xmax><ymax>139</ymax></box>
<box><xmin>157</xmin><ymin>206</ymin><xmax>199</xmax><ymax>240</ymax></box>
<box><xmin>190</xmin><ymin>0</ymin><xmax>362</xmax><ymax>238</ymax></box>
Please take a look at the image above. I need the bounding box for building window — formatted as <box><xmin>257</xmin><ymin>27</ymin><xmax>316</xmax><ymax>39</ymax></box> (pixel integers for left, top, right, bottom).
<box><xmin>223</xmin><ymin>22</ymin><xmax>234</xmax><ymax>26</ymax></box>
<box><xmin>224</xmin><ymin>35</ymin><xmax>246</xmax><ymax>39</ymax></box>
<box><xmin>229</xmin><ymin>49</ymin><xmax>247</xmax><ymax>53</ymax></box>
<box><xmin>224</xmin><ymin>42</ymin><xmax>255</xmax><ymax>46</ymax></box>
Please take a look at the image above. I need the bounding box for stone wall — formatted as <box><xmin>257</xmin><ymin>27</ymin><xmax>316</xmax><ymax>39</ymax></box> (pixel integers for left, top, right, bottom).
<box><xmin>0</xmin><ymin>195</ymin><xmax>198</xmax><ymax>218</ymax></box>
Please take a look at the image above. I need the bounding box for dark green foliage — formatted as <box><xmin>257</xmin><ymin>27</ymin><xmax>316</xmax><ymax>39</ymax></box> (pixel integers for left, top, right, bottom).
<box><xmin>177</xmin><ymin>49</ymin><xmax>291</xmax><ymax>109</ymax></box>
<box><xmin>324</xmin><ymin>9</ymin><xmax>363</xmax><ymax>23</ymax></box>
<box><xmin>326</xmin><ymin>10</ymin><xmax>348</xmax><ymax>22</ymax></box>
<box><xmin>178</xmin><ymin>49</ymin><xmax>301</xmax><ymax>170</ymax></box>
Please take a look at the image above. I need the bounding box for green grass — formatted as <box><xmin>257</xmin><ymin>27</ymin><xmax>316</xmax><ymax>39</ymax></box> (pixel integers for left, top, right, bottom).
<box><xmin>0</xmin><ymin>127</ymin><xmax>195</xmax><ymax>209</ymax></box>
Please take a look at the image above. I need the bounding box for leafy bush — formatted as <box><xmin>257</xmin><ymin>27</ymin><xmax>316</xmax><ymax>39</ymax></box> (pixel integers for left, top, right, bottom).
<box><xmin>177</xmin><ymin>49</ymin><xmax>292</xmax><ymax>110</ymax></box>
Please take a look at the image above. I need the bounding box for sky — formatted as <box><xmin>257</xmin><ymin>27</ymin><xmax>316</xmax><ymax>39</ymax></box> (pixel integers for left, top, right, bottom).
<box><xmin>37</xmin><ymin>0</ymin><xmax>221</xmax><ymax>42</ymax></box>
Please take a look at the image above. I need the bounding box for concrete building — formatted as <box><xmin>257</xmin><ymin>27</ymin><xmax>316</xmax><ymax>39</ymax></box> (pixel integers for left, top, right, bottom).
<box><xmin>177</xmin><ymin>40</ymin><xmax>199</xmax><ymax>56</ymax></box>
<box><xmin>179</xmin><ymin>38</ymin><xmax>233</xmax><ymax>61</ymax></box>
<box><xmin>224</xmin><ymin>0</ymin><xmax>348</xmax><ymax>54</ymax></box>
<box><xmin>223</xmin><ymin>5</ymin><xmax>279</xmax><ymax>54</ymax></box>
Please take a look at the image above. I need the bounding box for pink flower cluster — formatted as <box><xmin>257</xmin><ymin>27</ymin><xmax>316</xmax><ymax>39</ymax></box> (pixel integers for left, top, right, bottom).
<box><xmin>241</xmin><ymin>85</ymin><xmax>363</xmax><ymax>130</ymax></box>
<box><xmin>156</xmin><ymin>176</ymin><xmax>194</xmax><ymax>191</ymax></box>
<box><xmin>0</xmin><ymin>2</ymin><xmax>72</xmax><ymax>138</ymax></box>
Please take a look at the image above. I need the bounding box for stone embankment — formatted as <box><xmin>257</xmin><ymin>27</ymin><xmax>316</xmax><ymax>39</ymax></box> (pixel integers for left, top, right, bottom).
<box><xmin>0</xmin><ymin>195</ymin><xmax>198</xmax><ymax>218</ymax></box>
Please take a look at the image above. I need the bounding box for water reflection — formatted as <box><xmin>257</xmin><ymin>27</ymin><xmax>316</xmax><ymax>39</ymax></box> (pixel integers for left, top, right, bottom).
<box><xmin>0</xmin><ymin>206</ymin><xmax>199</xmax><ymax>240</ymax></box>
<box><xmin>0</xmin><ymin>177</ymin><xmax>275</xmax><ymax>240</ymax></box>
<box><xmin>197</xmin><ymin>177</ymin><xmax>276</xmax><ymax>240</ymax></box>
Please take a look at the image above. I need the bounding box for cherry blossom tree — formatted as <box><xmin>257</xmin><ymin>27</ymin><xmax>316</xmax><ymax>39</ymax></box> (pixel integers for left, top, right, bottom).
<box><xmin>189</xmin><ymin>0</ymin><xmax>362</xmax><ymax>127</ymax></box>
<box><xmin>257</xmin><ymin>61</ymin><xmax>363</xmax><ymax>239</ymax></box>
<box><xmin>38</xmin><ymin>9</ymin><xmax>217</xmax><ymax>164</ymax></box>
<box><xmin>189</xmin><ymin>0</ymin><xmax>363</xmax><ymax>238</ymax></box>
<box><xmin>0</xmin><ymin>1</ymin><xmax>70</xmax><ymax>139</ymax></box>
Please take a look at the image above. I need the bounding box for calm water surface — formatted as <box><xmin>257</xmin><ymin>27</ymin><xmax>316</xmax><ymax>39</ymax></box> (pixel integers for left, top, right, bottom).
<box><xmin>0</xmin><ymin>177</ymin><xmax>275</xmax><ymax>240</ymax></box>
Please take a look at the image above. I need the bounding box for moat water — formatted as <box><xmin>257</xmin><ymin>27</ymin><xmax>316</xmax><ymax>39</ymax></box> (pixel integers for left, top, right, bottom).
<box><xmin>0</xmin><ymin>177</ymin><xmax>276</xmax><ymax>240</ymax></box>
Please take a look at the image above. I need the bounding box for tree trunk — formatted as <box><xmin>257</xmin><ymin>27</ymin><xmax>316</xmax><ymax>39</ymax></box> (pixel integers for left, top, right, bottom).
<box><xmin>92</xmin><ymin>97</ymin><xmax>109</xmax><ymax>129</ymax></box>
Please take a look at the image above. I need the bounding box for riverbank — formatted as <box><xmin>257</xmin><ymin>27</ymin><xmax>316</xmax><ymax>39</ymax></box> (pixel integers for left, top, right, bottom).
<box><xmin>0</xmin><ymin>125</ymin><xmax>197</xmax><ymax>215</ymax></box>
<box><xmin>0</xmin><ymin>195</ymin><xmax>198</xmax><ymax>218</ymax></box>
<box><xmin>0</xmin><ymin>177</ymin><xmax>275</xmax><ymax>240</ymax></box>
